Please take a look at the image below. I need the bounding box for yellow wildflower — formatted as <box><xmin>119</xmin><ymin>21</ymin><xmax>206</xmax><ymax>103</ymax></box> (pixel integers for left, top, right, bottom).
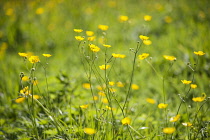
<box><xmin>139</xmin><ymin>35</ymin><xmax>149</xmax><ymax>40</ymax></box>
<box><xmin>194</xmin><ymin>51</ymin><xmax>205</xmax><ymax>56</ymax></box>
<box><xmin>75</xmin><ymin>36</ymin><xmax>84</xmax><ymax>41</ymax></box>
<box><xmin>103</xmin><ymin>44</ymin><xmax>111</xmax><ymax>48</ymax></box>
<box><xmin>36</xmin><ymin>8</ymin><xmax>44</xmax><ymax>15</ymax></box>
<box><xmin>106</xmin><ymin>106</ymin><xmax>115</xmax><ymax>110</ymax></box>
<box><xmin>98</xmin><ymin>91</ymin><xmax>106</xmax><ymax>96</ymax></box>
<box><xmin>163</xmin><ymin>55</ymin><xmax>176</xmax><ymax>61</ymax></box>
<box><xmin>42</xmin><ymin>54</ymin><xmax>52</xmax><ymax>57</ymax></box>
<box><xmin>86</xmin><ymin>31</ymin><xmax>94</xmax><ymax>36</ymax></box>
<box><xmin>112</xmin><ymin>53</ymin><xmax>126</xmax><ymax>58</ymax></box>
<box><xmin>33</xmin><ymin>80</ymin><xmax>38</xmax><ymax>85</ymax></box>
<box><xmin>144</xmin><ymin>15</ymin><xmax>152</xmax><ymax>21</ymax></box>
<box><xmin>119</xmin><ymin>15</ymin><xmax>129</xmax><ymax>22</ymax></box>
<box><xmin>181</xmin><ymin>80</ymin><xmax>192</xmax><ymax>85</ymax></box>
<box><xmin>74</xmin><ymin>29</ymin><xmax>83</xmax><ymax>33</ymax></box>
<box><xmin>158</xmin><ymin>103</ymin><xmax>168</xmax><ymax>109</ymax></box>
<box><xmin>89</xmin><ymin>44</ymin><xmax>100</xmax><ymax>52</ymax></box>
<box><xmin>22</xmin><ymin>76</ymin><xmax>29</xmax><ymax>81</ymax></box>
<box><xmin>119</xmin><ymin>54</ymin><xmax>126</xmax><ymax>58</ymax></box>
<box><xmin>102</xmin><ymin>98</ymin><xmax>108</xmax><ymax>104</ymax></box>
<box><xmin>192</xmin><ymin>93</ymin><xmax>206</xmax><ymax>102</ymax></box>
<box><xmin>170</xmin><ymin>114</ymin><xmax>180</xmax><ymax>122</ymax></box>
<box><xmin>84</xmin><ymin>128</ymin><xmax>96</xmax><ymax>135</ymax></box>
<box><xmin>31</xmin><ymin>95</ymin><xmax>40</xmax><ymax>100</ymax></box>
<box><xmin>20</xmin><ymin>86</ymin><xmax>30</xmax><ymax>95</ymax></box>
<box><xmin>109</xmin><ymin>88</ymin><xmax>116</xmax><ymax>93</ymax></box>
<box><xmin>182</xmin><ymin>122</ymin><xmax>192</xmax><ymax>127</ymax></box>
<box><xmin>18</xmin><ymin>53</ymin><xmax>28</xmax><ymax>57</ymax></box>
<box><xmin>138</xmin><ymin>53</ymin><xmax>149</xmax><ymax>60</ymax></box>
<box><xmin>131</xmin><ymin>84</ymin><xmax>139</xmax><ymax>90</ymax></box>
<box><xmin>146</xmin><ymin>98</ymin><xmax>156</xmax><ymax>104</ymax></box>
<box><xmin>109</xmin><ymin>81</ymin><xmax>115</xmax><ymax>86</ymax></box>
<box><xmin>80</xmin><ymin>104</ymin><xmax>89</xmax><ymax>109</ymax></box>
<box><xmin>99</xmin><ymin>65</ymin><xmax>110</xmax><ymax>70</ymax></box>
<box><xmin>117</xmin><ymin>82</ymin><xmax>124</xmax><ymax>87</ymax></box>
<box><xmin>190</xmin><ymin>84</ymin><xmax>197</xmax><ymax>89</ymax></box>
<box><xmin>143</xmin><ymin>40</ymin><xmax>152</xmax><ymax>45</ymax></box>
<box><xmin>97</xmin><ymin>85</ymin><xmax>105</xmax><ymax>91</ymax></box>
<box><xmin>88</xmin><ymin>36</ymin><xmax>96</xmax><ymax>41</ymax></box>
<box><xmin>83</xmin><ymin>83</ymin><xmax>91</xmax><ymax>89</ymax></box>
<box><xmin>5</xmin><ymin>8</ymin><xmax>14</xmax><ymax>16</ymax></box>
<box><xmin>15</xmin><ymin>97</ymin><xmax>25</xmax><ymax>103</ymax></box>
<box><xmin>28</xmin><ymin>56</ymin><xmax>40</xmax><ymax>64</ymax></box>
<box><xmin>93</xmin><ymin>96</ymin><xmax>98</xmax><ymax>101</ymax></box>
<box><xmin>163</xmin><ymin>127</ymin><xmax>175</xmax><ymax>134</ymax></box>
<box><xmin>98</xmin><ymin>25</ymin><xmax>109</xmax><ymax>31</ymax></box>
<box><xmin>121</xmin><ymin>117</ymin><xmax>131</xmax><ymax>125</ymax></box>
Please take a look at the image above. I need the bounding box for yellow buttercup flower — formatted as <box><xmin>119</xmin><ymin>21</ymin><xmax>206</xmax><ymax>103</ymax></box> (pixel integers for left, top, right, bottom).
<box><xmin>109</xmin><ymin>81</ymin><xmax>115</xmax><ymax>86</ymax></box>
<box><xmin>89</xmin><ymin>44</ymin><xmax>100</xmax><ymax>52</ymax></box>
<box><xmin>36</xmin><ymin>8</ymin><xmax>44</xmax><ymax>15</ymax></box>
<box><xmin>117</xmin><ymin>82</ymin><xmax>124</xmax><ymax>87</ymax></box>
<box><xmin>163</xmin><ymin>127</ymin><xmax>175</xmax><ymax>134</ymax></box>
<box><xmin>86</xmin><ymin>31</ymin><xmax>94</xmax><ymax>36</ymax></box>
<box><xmin>75</xmin><ymin>36</ymin><xmax>84</xmax><ymax>41</ymax></box>
<box><xmin>190</xmin><ymin>84</ymin><xmax>197</xmax><ymax>89</ymax></box>
<box><xmin>109</xmin><ymin>88</ymin><xmax>116</xmax><ymax>93</ymax></box>
<box><xmin>83</xmin><ymin>83</ymin><xmax>91</xmax><ymax>89</ymax></box>
<box><xmin>138</xmin><ymin>53</ymin><xmax>149</xmax><ymax>60</ymax></box>
<box><xmin>192</xmin><ymin>93</ymin><xmax>206</xmax><ymax>102</ymax></box>
<box><xmin>20</xmin><ymin>86</ymin><xmax>30</xmax><ymax>95</ymax></box>
<box><xmin>131</xmin><ymin>84</ymin><xmax>139</xmax><ymax>90</ymax></box>
<box><xmin>119</xmin><ymin>15</ymin><xmax>129</xmax><ymax>22</ymax></box>
<box><xmin>143</xmin><ymin>40</ymin><xmax>152</xmax><ymax>45</ymax></box>
<box><xmin>98</xmin><ymin>25</ymin><xmax>109</xmax><ymax>31</ymax></box>
<box><xmin>181</xmin><ymin>80</ymin><xmax>192</xmax><ymax>85</ymax></box>
<box><xmin>144</xmin><ymin>15</ymin><xmax>152</xmax><ymax>21</ymax></box>
<box><xmin>194</xmin><ymin>51</ymin><xmax>205</xmax><ymax>56</ymax></box>
<box><xmin>15</xmin><ymin>97</ymin><xmax>25</xmax><ymax>103</ymax></box>
<box><xmin>74</xmin><ymin>29</ymin><xmax>83</xmax><ymax>33</ymax></box>
<box><xmin>139</xmin><ymin>35</ymin><xmax>149</xmax><ymax>40</ymax></box>
<box><xmin>93</xmin><ymin>96</ymin><xmax>98</xmax><ymax>101</ymax></box>
<box><xmin>80</xmin><ymin>104</ymin><xmax>89</xmax><ymax>109</ymax></box>
<box><xmin>33</xmin><ymin>80</ymin><xmax>38</xmax><ymax>85</ymax></box>
<box><xmin>88</xmin><ymin>36</ymin><xmax>96</xmax><ymax>41</ymax></box>
<box><xmin>182</xmin><ymin>122</ymin><xmax>192</xmax><ymax>127</ymax></box>
<box><xmin>112</xmin><ymin>53</ymin><xmax>126</xmax><ymax>58</ymax></box>
<box><xmin>103</xmin><ymin>44</ymin><xmax>111</xmax><ymax>48</ymax></box>
<box><xmin>18</xmin><ymin>53</ymin><xmax>28</xmax><ymax>57</ymax></box>
<box><xmin>99</xmin><ymin>65</ymin><xmax>110</xmax><ymax>70</ymax></box>
<box><xmin>121</xmin><ymin>117</ymin><xmax>131</xmax><ymax>125</ymax></box>
<box><xmin>163</xmin><ymin>55</ymin><xmax>176</xmax><ymax>61</ymax></box>
<box><xmin>146</xmin><ymin>98</ymin><xmax>156</xmax><ymax>104</ymax></box>
<box><xmin>28</xmin><ymin>56</ymin><xmax>40</xmax><ymax>64</ymax></box>
<box><xmin>22</xmin><ymin>76</ymin><xmax>29</xmax><ymax>81</ymax></box>
<box><xmin>84</xmin><ymin>128</ymin><xmax>96</xmax><ymax>135</ymax></box>
<box><xmin>102</xmin><ymin>98</ymin><xmax>108</xmax><ymax>104</ymax></box>
<box><xmin>98</xmin><ymin>91</ymin><xmax>106</xmax><ymax>96</ymax></box>
<box><xmin>42</xmin><ymin>54</ymin><xmax>52</xmax><ymax>57</ymax></box>
<box><xmin>158</xmin><ymin>103</ymin><xmax>168</xmax><ymax>109</ymax></box>
<box><xmin>170</xmin><ymin>114</ymin><xmax>180</xmax><ymax>122</ymax></box>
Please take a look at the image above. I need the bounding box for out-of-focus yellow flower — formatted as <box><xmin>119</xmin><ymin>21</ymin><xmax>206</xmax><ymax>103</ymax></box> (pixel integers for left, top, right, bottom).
<box><xmin>97</xmin><ymin>85</ymin><xmax>105</xmax><ymax>91</ymax></box>
<box><xmin>143</xmin><ymin>40</ymin><xmax>152</xmax><ymax>45</ymax></box>
<box><xmin>119</xmin><ymin>15</ymin><xmax>129</xmax><ymax>22</ymax></box>
<box><xmin>31</xmin><ymin>95</ymin><xmax>40</xmax><ymax>100</ymax></box>
<box><xmin>36</xmin><ymin>8</ymin><xmax>44</xmax><ymax>15</ymax></box>
<box><xmin>89</xmin><ymin>44</ymin><xmax>100</xmax><ymax>52</ymax></box>
<box><xmin>192</xmin><ymin>93</ymin><xmax>206</xmax><ymax>102</ymax></box>
<box><xmin>103</xmin><ymin>44</ymin><xmax>111</xmax><ymax>48</ymax></box>
<box><xmin>109</xmin><ymin>81</ymin><xmax>115</xmax><ymax>86</ymax></box>
<box><xmin>75</xmin><ymin>36</ymin><xmax>84</xmax><ymax>41</ymax></box>
<box><xmin>98</xmin><ymin>91</ymin><xmax>106</xmax><ymax>96</ymax></box>
<box><xmin>93</xmin><ymin>96</ymin><xmax>98</xmax><ymax>101</ymax></box>
<box><xmin>102</xmin><ymin>98</ymin><xmax>108</xmax><ymax>104</ymax></box>
<box><xmin>15</xmin><ymin>97</ymin><xmax>25</xmax><ymax>103</ymax></box>
<box><xmin>74</xmin><ymin>29</ymin><xmax>83</xmax><ymax>33</ymax></box>
<box><xmin>163</xmin><ymin>55</ymin><xmax>176</xmax><ymax>61</ymax></box>
<box><xmin>117</xmin><ymin>82</ymin><xmax>124</xmax><ymax>87</ymax></box>
<box><xmin>42</xmin><ymin>54</ymin><xmax>52</xmax><ymax>57</ymax></box>
<box><xmin>109</xmin><ymin>88</ymin><xmax>116</xmax><ymax>93</ymax></box>
<box><xmin>5</xmin><ymin>8</ymin><xmax>14</xmax><ymax>16</ymax></box>
<box><xmin>20</xmin><ymin>86</ymin><xmax>30</xmax><ymax>95</ymax></box>
<box><xmin>181</xmin><ymin>80</ymin><xmax>192</xmax><ymax>85</ymax></box>
<box><xmin>28</xmin><ymin>56</ymin><xmax>40</xmax><ymax>63</ymax></box>
<box><xmin>131</xmin><ymin>84</ymin><xmax>139</xmax><ymax>90</ymax></box>
<box><xmin>144</xmin><ymin>15</ymin><xmax>152</xmax><ymax>21</ymax></box>
<box><xmin>138</xmin><ymin>53</ymin><xmax>149</xmax><ymax>60</ymax></box>
<box><xmin>18</xmin><ymin>53</ymin><xmax>28</xmax><ymax>57</ymax></box>
<box><xmin>190</xmin><ymin>84</ymin><xmax>197</xmax><ymax>89</ymax></box>
<box><xmin>84</xmin><ymin>128</ymin><xmax>96</xmax><ymax>135</ymax></box>
<box><xmin>33</xmin><ymin>80</ymin><xmax>38</xmax><ymax>85</ymax></box>
<box><xmin>182</xmin><ymin>122</ymin><xmax>192</xmax><ymax>127</ymax></box>
<box><xmin>170</xmin><ymin>114</ymin><xmax>180</xmax><ymax>122</ymax></box>
<box><xmin>139</xmin><ymin>35</ymin><xmax>149</xmax><ymax>40</ymax></box>
<box><xmin>83</xmin><ymin>83</ymin><xmax>91</xmax><ymax>89</ymax></box>
<box><xmin>86</xmin><ymin>31</ymin><xmax>94</xmax><ymax>36</ymax></box>
<box><xmin>194</xmin><ymin>51</ymin><xmax>205</xmax><ymax>56</ymax></box>
<box><xmin>121</xmin><ymin>117</ymin><xmax>131</xmax><ymax>125</ymax></box>
<box><xmin>99</xmin><ymin>65</ymin><xmax>110</xmax><ymax>70</ymax></box>
<box><xmin>88</xmin><ymin>36</ymin><xmax>96</xmax><ymax>41</ymax></box>
<box><xmin>164</xmin><ymin>16</ymin><xmax>173</xmax><ymax>23</ymax></box>
<box><xmin>163</xmin><ymin>127</ymin><xmax>175</xmax><ymax>134</ymax></box>
<box><xmin>80</xmin><ymin>104</ymin><xmax>89</xmax><ymax>109</ymax></box>
<box><xmin>146</xmin><ymin>98</ymin><xmax>156</xmax><ymax>104</ymax></box>
<box><xmin>98</xmin><ymin>25</ymin><xmax>109</xmax><ymax>31</ymax></box>
<box><xmin>22</xmin><ymin>76</ymin><xmax>29</xmax><ymax>81</ymax></box>
<box><xmin>112</xmin><ymin>53</ymin><xmax>126</xmax><ymax>58</ymax></box>
<box><xmin>158</xmin><ymin>103</ymin><xmax>168</xmax><ymax>109</ymax></box>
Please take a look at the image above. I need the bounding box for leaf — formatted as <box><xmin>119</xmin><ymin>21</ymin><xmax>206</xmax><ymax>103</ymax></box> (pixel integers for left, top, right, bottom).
<box><xmin>44</xmin><ymin>129</ymin><xmax>58</xmax><ymax>135</ymax></box>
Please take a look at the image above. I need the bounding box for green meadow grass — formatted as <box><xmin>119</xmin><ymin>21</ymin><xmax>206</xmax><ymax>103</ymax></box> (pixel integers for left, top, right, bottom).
<box><xmin>0</xmin><ymin>0</ymin><xmax>209</xmax><ymax>139</ymax></box>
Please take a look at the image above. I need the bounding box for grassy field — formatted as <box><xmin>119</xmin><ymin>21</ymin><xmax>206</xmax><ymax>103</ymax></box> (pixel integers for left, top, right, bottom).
<box><xmin>0</xmin><ymin>0</ymin><xmax>210</xmax><ymax>139</ymax></box>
